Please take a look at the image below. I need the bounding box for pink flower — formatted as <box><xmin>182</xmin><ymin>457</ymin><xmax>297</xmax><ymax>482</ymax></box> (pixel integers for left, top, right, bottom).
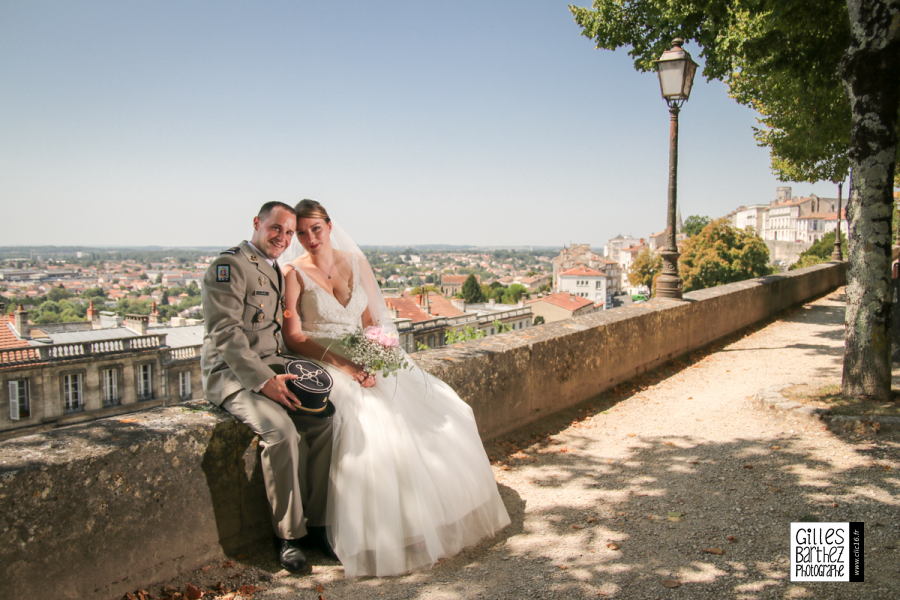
<box><xmin>364</xmin><ymin>326</ymin><xmax>382</xmax><ymax>342</ymax></box>
<box><xmin>379</xmin><ymin>332</ymin><xmax>399</xmax><ymax>347</ymax></box>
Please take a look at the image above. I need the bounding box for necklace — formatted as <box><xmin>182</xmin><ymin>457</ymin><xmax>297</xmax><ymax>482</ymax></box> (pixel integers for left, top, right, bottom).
<box><xmin>316</xmin><ymin>258</ymin><xmax>337</xmax><ymax>280</ymax></box>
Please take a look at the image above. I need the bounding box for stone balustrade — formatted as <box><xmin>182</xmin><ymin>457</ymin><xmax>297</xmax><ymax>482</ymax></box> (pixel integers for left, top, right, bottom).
<box><xmin>0</xmin><ymin>262</ymin><xmax>846</xmax><ymax>600</ymax></box>
<box><xmin>0</xmin><ymin>334</ymin><xmax>168</xmax><ymax>367</ymax></box>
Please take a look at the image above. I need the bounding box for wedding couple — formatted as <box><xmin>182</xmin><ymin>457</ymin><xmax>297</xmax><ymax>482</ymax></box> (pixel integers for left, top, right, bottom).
<box><xmin>200</xmin><ymin>200</ymin><xmax>510</xmax><ymax>577</ymax></box>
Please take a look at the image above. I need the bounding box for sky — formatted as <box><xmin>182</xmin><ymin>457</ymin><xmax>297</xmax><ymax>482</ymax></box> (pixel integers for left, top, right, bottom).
<box><xmin>0</xmin><ymin>0</ymin><xmax>840</xmax><ymax>249</ymax></box>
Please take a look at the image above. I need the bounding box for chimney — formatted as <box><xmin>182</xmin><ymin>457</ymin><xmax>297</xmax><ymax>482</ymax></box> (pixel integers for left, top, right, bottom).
<box><xmin>86</xmin><ymin>300</ymin><xmax>99</xmax><ymax>327</ymax></box>
<box><xmin>14</xmin><ymin>304</ymin><xmax>30</xmax><ymax>339</ymax></box>
<box><xmin>149</xmin><ymin>301</ymin><xmax>160</xmax><ymax>326</ymax></box>
<box><xmin>125</xmin><ymin>313</ymin><xmax>148</xmax><ymax>335</ymax></box>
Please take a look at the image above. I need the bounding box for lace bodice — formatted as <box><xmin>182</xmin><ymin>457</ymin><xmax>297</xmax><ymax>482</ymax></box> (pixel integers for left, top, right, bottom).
<box><xmin>294</xmin><ymin>255</ymin><xmax>368</xmax><ymax>340</ymax></box>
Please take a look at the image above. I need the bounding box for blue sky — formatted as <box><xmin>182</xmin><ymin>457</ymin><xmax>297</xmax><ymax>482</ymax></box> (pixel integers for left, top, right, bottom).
<box><xmin>0</xmin><ymin>1</ymin><xmax>839</xmax><ymax>248</ymax></box>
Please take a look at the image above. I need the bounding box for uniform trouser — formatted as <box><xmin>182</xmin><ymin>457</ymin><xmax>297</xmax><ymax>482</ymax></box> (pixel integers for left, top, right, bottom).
<box><xmin>223</xmin><ymin>389</ymin><xmax>333</xmax><ymax>540</ymax></box>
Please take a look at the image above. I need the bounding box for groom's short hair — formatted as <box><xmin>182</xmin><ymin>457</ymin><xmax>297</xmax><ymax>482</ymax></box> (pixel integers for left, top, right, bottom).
<box><xmin>258</xmin><ymin>201</ymin><xmax>296</xmax><ymax>219</ymax></box>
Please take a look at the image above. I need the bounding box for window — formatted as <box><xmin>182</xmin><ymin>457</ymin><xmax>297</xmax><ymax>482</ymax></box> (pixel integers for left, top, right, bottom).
<box><xmin>102</xmin><ymin>368</ymin><xmax>119</xmax><ymax>406</ymax></box>
<box><xmin>63</xmin><ymin>373</ymin><xmax>83</xmax><ymax>413</ymax></box>
<box><xmin>178</xmin><ymin>371</ymin><xmax>192</xmax><ymax>401</ymax></box>
<box><xmin>595</xmin><ymin>281</ymin><xmax>603</xmax><ymax>289</ymax></box>
<box><xmin>138</xmin><ymin>363</ymin><xmax>154</xmax><ymax>400</ymax></box>
<box><xmin>8</xmin><ymin>379</ymin><xmax>30</xmax><ymax>420</ymax></box>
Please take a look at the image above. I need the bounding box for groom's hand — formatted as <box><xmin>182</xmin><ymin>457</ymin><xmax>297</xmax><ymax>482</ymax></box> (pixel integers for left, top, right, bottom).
<box><xmin>260</xmin><ymin>374</ymin><xmax>303</xmax><ymax>410</ymax></box>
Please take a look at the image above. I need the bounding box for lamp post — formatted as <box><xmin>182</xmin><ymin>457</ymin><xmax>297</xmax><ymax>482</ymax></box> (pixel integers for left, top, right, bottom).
<box><xmin>654</xmin><ymin>38</ymin><xmax>698</xmax><ymax>299</ymax></box>
<box><xmin>831</xmin><ymin>179</ymin><xmax>844</xmax><ymax>260</ymax></box>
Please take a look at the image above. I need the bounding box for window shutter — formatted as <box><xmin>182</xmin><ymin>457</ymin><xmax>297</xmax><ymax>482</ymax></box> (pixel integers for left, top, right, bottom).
<box><xmin>9</xmin><ymin>381</ymin><xmax>20</xmax><ymax>421</ymax></box>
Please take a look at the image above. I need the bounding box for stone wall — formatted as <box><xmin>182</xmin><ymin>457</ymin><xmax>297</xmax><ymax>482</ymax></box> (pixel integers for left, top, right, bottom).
<box><xmin>0</xmin><ymin>262</ymin><xmax>846</xmax><ymax>600</ymax></box>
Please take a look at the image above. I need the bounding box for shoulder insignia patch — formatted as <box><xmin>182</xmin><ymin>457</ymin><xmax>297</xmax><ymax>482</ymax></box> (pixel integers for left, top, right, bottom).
<box><xmin>216</xmin><ymin>264</ymin><xmax>231</xmax><ymax>282</ymax></box>
<box><xmin>220</xmin><ymin>246</ymin><xmax>240</xmax><ymax>256</ymax></box>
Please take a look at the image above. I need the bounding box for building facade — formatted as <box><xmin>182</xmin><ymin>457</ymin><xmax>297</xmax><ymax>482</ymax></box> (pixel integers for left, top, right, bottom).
<box><xmin>1</xmin><ymin>310</ymin><xmax>202</xmax><ymax>438</ymax></box>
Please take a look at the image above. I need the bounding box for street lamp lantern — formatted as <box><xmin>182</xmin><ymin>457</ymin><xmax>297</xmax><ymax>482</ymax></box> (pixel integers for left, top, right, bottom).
<box><xmin>653</xmin><ymin>38</ymin><xmax>698</xmax><ymax>299</ymax></box>
<box><xmin>655</xmin><ymin>38</ymin><xmax>698</xmax><ymax>104</ymax></box>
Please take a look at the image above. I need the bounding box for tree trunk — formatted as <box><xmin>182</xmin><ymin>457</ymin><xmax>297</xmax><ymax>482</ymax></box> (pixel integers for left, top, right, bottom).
<box><xmin>840</xmin><ymin>0</ymin><xmax>900</xmax><ymax>401</ymax></box>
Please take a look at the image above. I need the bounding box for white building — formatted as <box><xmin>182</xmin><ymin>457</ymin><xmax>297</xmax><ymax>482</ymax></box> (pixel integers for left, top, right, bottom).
<box><xmin>557</xmin><ymin>265</ymin><xmax>608</xmax><ymax>307</ymax></box>
<box><xmin>731</xmin><ymin>204</ymin><xmax>768</xmax><ymax>236</ymax></box>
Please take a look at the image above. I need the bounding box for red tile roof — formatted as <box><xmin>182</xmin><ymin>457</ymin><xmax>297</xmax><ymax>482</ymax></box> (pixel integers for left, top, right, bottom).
<box><xmin>423</xmin><ymin>293</ymin><xmax>464</xmax><ymax>317</ymax></box>
<box><xmin>440</xmin><ymin>275</ymin><xmax>468</xmax><ymax>284</ymax></box>
<box><xmin>0</xmin><ymin>314</ymin><xmax>41</xmax><ymax>366</ymax></box>
<box><xmin>0</xmin><ymin>314</ymin><xmax>23</xmax><ymax>349</ymax></box>
<box><xmin>385</xmin><ymin>297</ymin><xmax>431</xmax><ymax>323</ymax></box>
<box><xmin>559</xmin><ymin>265</ymin><xmax>604</xmax><ymax>277</ymax></box>
<box><xmin>526</xmin><ymin>293</ymin><xmax>593</xmax><ymax>312</ymax></box>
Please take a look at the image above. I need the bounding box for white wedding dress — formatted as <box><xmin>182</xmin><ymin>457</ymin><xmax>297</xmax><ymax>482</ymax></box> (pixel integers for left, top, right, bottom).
<box><xmin>294</xmin><ymin>259</ymin><xmax>511</xmax><ymax>577</ymax></box>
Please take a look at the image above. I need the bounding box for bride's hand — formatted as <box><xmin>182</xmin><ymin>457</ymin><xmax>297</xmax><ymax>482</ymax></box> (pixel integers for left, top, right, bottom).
<box><xmin>353</xmin><ymin>368</ymin><xmax>376</xmax><ymax>388</ymax></box>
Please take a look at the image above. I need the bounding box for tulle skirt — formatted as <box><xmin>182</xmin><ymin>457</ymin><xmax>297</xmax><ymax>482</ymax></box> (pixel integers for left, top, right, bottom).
<box><xmin>314</xmin><ymin>341</ymin><xmax>510</xmax><ymax>577</ymax></box>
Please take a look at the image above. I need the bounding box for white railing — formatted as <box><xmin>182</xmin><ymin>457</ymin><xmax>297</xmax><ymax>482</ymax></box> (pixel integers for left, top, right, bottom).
<box><xmin>0</xmin><ymin>334</ymin><xmax>169</xmax><ymax>367</ymax></box>
<box><xmin>164</xmin><ymin>345</ymin><xmax>201</xmax><ymax>361</ymax></box>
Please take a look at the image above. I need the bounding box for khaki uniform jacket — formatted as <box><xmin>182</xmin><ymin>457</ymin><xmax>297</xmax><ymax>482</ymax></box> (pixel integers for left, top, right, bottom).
<box><xmin>200</xmin><ymin>241</ymin><xmax>286</xmax><ymax>406</ymax></box>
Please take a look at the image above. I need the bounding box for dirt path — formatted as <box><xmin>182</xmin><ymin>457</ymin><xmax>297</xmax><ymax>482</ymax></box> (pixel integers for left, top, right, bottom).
<box><xmin>161</xmin><ymin>289</ymin><xmax>899</xmax><ymax>600</ymax></box>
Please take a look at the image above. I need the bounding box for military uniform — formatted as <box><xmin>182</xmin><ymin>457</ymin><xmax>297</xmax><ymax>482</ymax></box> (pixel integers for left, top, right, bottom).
<box><xmin>201</xmin><ymin>240</ymin><xmax>332</xmax><ymax>540</ymax></box>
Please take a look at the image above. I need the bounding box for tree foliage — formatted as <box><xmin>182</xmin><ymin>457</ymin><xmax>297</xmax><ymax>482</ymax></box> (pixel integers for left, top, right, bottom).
<box><xmin>627</xmin><ymin>248</ymin><xmax>662</xmax><ymax>290</ymax></box>
<box><xmin>461</xmin><ymin>274</ymin><xmax>486</xmax><ymax>303</ymax></box>
<box><xmin>569</xmin><ymin>0</ymin><xmax>880</xmax><ymax>183</ymax></box>
<box><xmin>678</xmin><ymin>219</ymin><xmax>771</xmax><ymax>292</ymax></box>
<box><xmin>683</xmin><ymin>215</ymin><xmax>711</xmax><ymax>237</ymax></box>
<box><xmin>445</xmin><ymin>325</ymin><xmax>486</xmax><ymax>345</ymax></box>
<box><xmin>789</xmin><ymin>231</ymin><xmax>849</xmax><ymax>270</ymax></box>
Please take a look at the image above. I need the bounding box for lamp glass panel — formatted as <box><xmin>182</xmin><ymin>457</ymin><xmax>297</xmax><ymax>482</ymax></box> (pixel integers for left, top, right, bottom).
<box><xmin>681</xmin><ymin>60</ymin><xmax>698</xmax><ymax>98</ymax></box>
<box><xmin>657</xmin><ymin>60</ymin><xmax>686</xmax><ymax>98</ymax></box>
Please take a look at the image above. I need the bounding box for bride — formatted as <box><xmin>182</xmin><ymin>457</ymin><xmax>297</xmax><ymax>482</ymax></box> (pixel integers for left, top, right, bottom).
<box><xmin>279</xmin><ymin>199</ymin><xmax>510</xmax><ymax>577</ymax></box>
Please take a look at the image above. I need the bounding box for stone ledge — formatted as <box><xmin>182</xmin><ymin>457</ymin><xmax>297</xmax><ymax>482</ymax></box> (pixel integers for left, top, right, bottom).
<box><xmin>0</xmin><ymin>262</ymin><xmax>846</xmax><ymax>600</ymax></box>
<box><xmin>754</xmin><ymin>385</ymin><xmax>900</xmax><ymax>433</ymax></box>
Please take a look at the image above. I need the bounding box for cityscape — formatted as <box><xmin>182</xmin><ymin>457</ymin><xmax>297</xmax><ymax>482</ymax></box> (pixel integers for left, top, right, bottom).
<box><xmin>0</xmin><ymin>184</ymin><xmax>848</xmax><ymax>440</ymax></box>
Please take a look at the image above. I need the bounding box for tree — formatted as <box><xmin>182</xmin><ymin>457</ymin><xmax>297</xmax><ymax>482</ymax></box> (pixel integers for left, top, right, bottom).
<box><xmin>461</xmin><ymin>274</ymin><xmax>485</xmax><ymax>303</ymax></box>
<box><xmin>683</xmin><ymin>215</ymin><xmax>711</xmax><ymax>237</ymax></box>
<box><xmin>840</xmin><ymin>0</ymin><xmax>899</xmax><ymax>401</ymax></box>
<box><xmin>47</xmin><ymin>286</ymin><xmax>72</xmax><ymax>302</ymax></box>
<box><xmin>571</xmin><ymin>0</ymin><xmax>899</xmax><ymax>400</ymax></box>
<box><xmin>445</xmin><ymin>326</ymin><xmax>486</xmax><ymax>345</ymax></box>
<box><xmin>502</xmin><ymin>284</ymin><xmax>528</xmax><ymax>304</ymax></box>
<box><xmin>789</xmin><ymin>231</ymin><xmax>849</xmax><ymax>270</ymax></box>
<box><xmin>627</xmin><ymin>248</ymin><xmax>662</xmax><ymax>291</ymax></box>
<box><xmin>677</xmin><ymin>219</ymin><xmax>771</xmax><ymax>292</ymax></box>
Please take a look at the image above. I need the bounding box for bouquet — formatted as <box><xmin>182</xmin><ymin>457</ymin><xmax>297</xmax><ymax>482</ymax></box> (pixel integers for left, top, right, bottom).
<box><xmin>340</xmin><ymin>325</ymin><xmax>410</xmax><ymax>377</ymax></box>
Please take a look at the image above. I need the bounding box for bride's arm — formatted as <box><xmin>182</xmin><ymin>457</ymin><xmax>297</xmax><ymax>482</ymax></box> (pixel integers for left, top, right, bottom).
<box><xmin>282</xmin><ymin>265</ymin><xmax>375</xmax><ymax>387</ymax></box>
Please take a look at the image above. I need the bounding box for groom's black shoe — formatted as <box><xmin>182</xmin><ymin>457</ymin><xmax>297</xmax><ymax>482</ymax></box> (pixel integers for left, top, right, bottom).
<box><xmin>306</xmin><ymin>526</ymin><xmax>338</xmax><ymax>561</ymax></box>
<box><xmin>277</xmin><ymin>538</ymin><xmax>308</xmax><ymax>572</ymax></box>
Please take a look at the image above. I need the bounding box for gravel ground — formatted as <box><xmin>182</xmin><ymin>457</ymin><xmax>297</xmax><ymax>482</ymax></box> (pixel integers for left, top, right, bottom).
<box><xmin>145</xmin><ymin>289</ymin><xmax>898</xmax><ymax>600</ymax></box>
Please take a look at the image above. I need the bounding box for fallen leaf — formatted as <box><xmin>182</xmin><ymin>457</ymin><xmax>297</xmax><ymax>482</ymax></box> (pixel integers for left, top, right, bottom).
<box><xmin>667</xmin><ymin>512</ymin><xmax>683</xmax><ymax>522</ymax></box>
<box><xmin>726</xmin><ymin>535</ymin><xmax>737</xmax><ymax>543</ymax></box>
<box><xmin>661</xmin><ymin>579</ymin><xmax>681</xmax><ymax>588</ymax></box>
<box><xmin>769</xmin><ymin>445</ymin><xmax>781</xmax><ymax>450</ymax></box>
<box><xmin>702</xmin><ymin>547</ymin><xmax>725</xmax><ymax>555</ymax></box>
<box><xmin>238</xmin><ymin>584</ymin><xmax>257</xmax><ymax>597</ymax></box>
<box><xmin>586</xmin><ymin>517</ymin><xmax>598</xmax><ymax>524</ymax></box>
<box><xmin>742</xmin><ymin>464</ymin><xmax>753</xmax><ymax>469</ymax></box>
<box><xmin>572</xmin><ymin>524</ymin><xmax>584</xmax><ymax>530</ymax></box>
<box><xmin>558</xmin><ymin>565</ymin><xmax>569</xmax><ymax>570</ymax></box>
<box><xmin>185</xmin><ymin>583</ymin><xmax>203</xmax><ymax>600</ymax></box>
<box><xmin>316</xmin><ymin>584</ymin><xmax>325</xmax><ymax>593</ymax></box>
<box><xmin>606</xmin><ymin>542</ymin><xmax>620</xmax><ymax>550</ymax></box>
<box><xmin>223</xmin><ymin>560</ymin><xmax>235</xmax><ymax>568</ymax></box>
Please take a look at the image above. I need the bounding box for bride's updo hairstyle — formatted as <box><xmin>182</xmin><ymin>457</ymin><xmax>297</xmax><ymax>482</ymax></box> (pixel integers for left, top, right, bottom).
<box><xmin>294</xmin><ymin>199</ymin><xmax>331</xmax><ymax>223</ymax></box>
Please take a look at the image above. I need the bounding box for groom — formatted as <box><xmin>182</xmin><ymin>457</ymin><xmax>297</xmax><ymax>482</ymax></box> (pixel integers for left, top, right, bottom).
<box><xmin>200</xmin><ymin>201</ymin><xmax>333</xmax><ymax>572</ymax></box>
